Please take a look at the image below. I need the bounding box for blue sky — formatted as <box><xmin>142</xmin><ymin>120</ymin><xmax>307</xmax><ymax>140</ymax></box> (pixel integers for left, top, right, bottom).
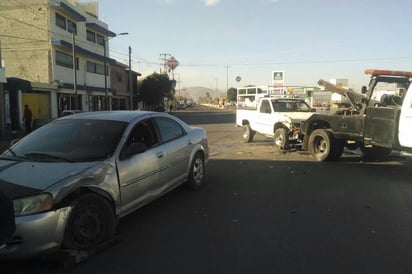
<box><xmin>94</xmin><ymin>0</ymin><xmax>412</xmax><ymax>91</ymax></box>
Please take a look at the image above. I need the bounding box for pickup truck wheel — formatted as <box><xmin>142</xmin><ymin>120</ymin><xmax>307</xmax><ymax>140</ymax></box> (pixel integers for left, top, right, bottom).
<box><xmin>242</xmin><ymin>124</ymin><xmax>255</xmax><ymax>143</ymax></box>
<box><xmin>360</xmin><ymin>145</ymin><xmax>392</xmax><ymax>160</ymax></box>
<box><xmin>273</xmin><ymin>128</ymin><xmax>289</xmax><ymax>150</ymax></box>
<box><xmin>308</xmin><ymin>129</ymin><xmax>342</xmax><ymax>161</ymax></box>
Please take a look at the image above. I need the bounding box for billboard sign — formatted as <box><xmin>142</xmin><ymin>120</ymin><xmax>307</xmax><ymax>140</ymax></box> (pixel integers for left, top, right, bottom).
<box><xmin>167</xmin><ymin>56</ymin><xmax>179</xmax><ymax>70</ymax></box>
<box><xmin>272</xmin><ymin>71</ymin><xmax>284</xmax><ymax>87</ymax></box>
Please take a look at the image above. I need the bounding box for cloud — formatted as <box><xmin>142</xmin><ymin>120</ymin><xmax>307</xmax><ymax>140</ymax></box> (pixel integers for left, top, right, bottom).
<box><xmin>203</xmin><ymin>0</ymin><xmax>221</xmax><ymax>7</ymax></box>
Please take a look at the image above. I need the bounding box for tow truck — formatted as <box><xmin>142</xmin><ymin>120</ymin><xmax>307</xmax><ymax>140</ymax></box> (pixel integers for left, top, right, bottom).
<box><xmin>301</xmin><ymin>69</ymin><xmax>412</xmax><ymax>161</ymax></box>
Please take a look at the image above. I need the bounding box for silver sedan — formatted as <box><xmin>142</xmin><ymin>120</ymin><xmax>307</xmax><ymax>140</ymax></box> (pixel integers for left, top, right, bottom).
<box><xmin>0</xmin><ymin>111</ymin><xmax>208</xmax><ymax>258</ymax></box>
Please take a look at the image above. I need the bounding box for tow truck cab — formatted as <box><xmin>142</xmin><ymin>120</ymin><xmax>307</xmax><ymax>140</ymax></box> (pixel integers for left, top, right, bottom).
<box><xmin>301</xmin><ymin>69</ymin><xmax>412</xmax><ymax>161</ymax></box>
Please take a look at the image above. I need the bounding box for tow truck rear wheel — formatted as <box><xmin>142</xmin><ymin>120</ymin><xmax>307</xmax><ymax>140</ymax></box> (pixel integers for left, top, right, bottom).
<box><xmin>242</xmin><ymin>124</ymin><xmax>255</xmax><ymax>143</ymax></box>
<box><xmin>308</xmin><ymin>129</ymin><xmax>344</xmax><ymax>161</ymax></box>
<box><xmin>360</xmin><ymin>144</ymin><xmax>392</xmax><ymax>160</ymax></box>
<box><xmin>273</xmin><ymin>128</ymin><xmax>289</xmax><ymax>151</ymax></box>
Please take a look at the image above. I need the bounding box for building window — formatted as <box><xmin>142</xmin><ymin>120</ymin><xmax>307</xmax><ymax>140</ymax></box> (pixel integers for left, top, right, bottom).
<box><xmin>67</xmin><ymin>19</ymin><xmax>77</xmax><ymax>34</ymax></box>
<box><xmin>56</xmin><ymin>51</ymin><xmax>78</xmax><ymax>70</ymax></box>
<box><xmin>56</xmin><ymin>13</ymin><xmax>66</xmax><ymax>30</ymax></box>
<box><xmin>87</xmin><ymin>30</ymin><xmax>96</xmax><ymax>43</ymax></box>
<box><xmin>87</xmin><ymin>61</ymin><xmax>105</xmax><ymax>75</ymax></box>
<box><xmin>96</xmin><ymin>63</ymin><xmax>105</xmax><ymax>75</ymax></box>
<box><xmin>96</xmin><ymin>34</ymin><xmax>105</xmax><ymax>46</ymax></box>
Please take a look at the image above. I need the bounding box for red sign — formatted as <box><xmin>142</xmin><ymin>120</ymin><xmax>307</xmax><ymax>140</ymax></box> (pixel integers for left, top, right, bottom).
<box><xmin>167</xmin><ymin>57</ymin><xmax>179</xmax><ymax>70</ymax></box>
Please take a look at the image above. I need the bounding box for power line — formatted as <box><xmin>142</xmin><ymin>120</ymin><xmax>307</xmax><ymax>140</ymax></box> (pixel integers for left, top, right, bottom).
<box><xmin>0</xmin><ymin>34</ymin><xmax>49</xmax><ymax>43</ymax></box>
<box><xmin>180</xmin><ymin>56</ymin><xmax>412</xmax><ymax>67</ymax></box>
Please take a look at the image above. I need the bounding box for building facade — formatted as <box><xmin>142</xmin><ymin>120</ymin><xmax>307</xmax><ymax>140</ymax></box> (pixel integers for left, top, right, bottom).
<box><xmin>110</xmin><ymin>61</ymin><xmax>141</xmax><ymax>110</ymax></box>
<box><xmin>0</xmin><ymin>0</ymin><xmax>137</xmax><ymax>134</ymax></box>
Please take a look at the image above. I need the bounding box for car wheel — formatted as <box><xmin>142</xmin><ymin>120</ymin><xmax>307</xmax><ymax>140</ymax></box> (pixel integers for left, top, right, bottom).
<box><xmin>308</xmin><ymin>129</ymin><xmax>343</xmax><ymax>161</ymax></box>
<box><xmin>186</xmin><ymin>153</ymin><xmax>205</xmax><ymax>190</ymax></box>
<box><xmin>62</xmin><ymin>193</ymin><xmax>115</xmax><ymax>251</ymax></box>
<box><xmin>273</xmin><ymin>128</ymin><xmax>289</xmax><ymax>151</ymax></box>
<box><xmin>242</xmin><ymin>124</ymin><xmax>255</xmax><ymax>143</ymax></box>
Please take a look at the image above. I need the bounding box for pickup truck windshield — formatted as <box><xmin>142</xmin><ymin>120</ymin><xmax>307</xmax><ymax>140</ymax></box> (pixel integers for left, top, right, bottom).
<box><xmin>272</xmin><ymin>100</ymin><xmax>311</xmax><ymax>112</ymax></box>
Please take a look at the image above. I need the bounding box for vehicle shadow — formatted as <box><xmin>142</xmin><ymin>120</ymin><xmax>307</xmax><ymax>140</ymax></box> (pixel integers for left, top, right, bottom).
<box><xmin>4</xmin><ymin>156</ymin><xmax>412</xmax><ymax>273</ymax></box>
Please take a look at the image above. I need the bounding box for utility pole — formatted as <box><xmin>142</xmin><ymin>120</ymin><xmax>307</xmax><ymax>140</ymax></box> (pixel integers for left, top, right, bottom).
<box><xmin>225</xmin><ymin>65</ymin><xmax>231</xmax><ymax>93</ymax></box>
<box><xmin>0</xmin><ymin>40</ymin><xmax>4</xmax><ymax>139</ymax></box>
<box><xmin>72</xmin><ymin>34</ymin><xmax>78</xmax><ymax>110</ymax></box>
<box><xmin>159</xmin><ymin>53</ymin><xmax>171</xmax><ymax>74</ymax></box>
<box><xmin>129</xmin><ymin>46</ymin><xmax>133</xmax><ymax>110</ymax></box>
<box><xmin>103</xmin><ymin>38</ymin><xmax>108</xmax><ymax>110</ymax></box>
<box><xmin>103</xmin><ymin>32</ymin><xmax>128</xmax><ymax>111</ymax></box>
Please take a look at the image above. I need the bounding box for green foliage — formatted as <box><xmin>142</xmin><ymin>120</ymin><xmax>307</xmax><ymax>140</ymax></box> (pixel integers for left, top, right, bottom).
<box><xmin>139</xmin><ymin>73</ymin><xmax>172</xmax><ymax>108</ymax></box>
<box><xmin>227</xmin><ymin>87</ymin><xmax>237</xmax><ymax>102</ymax></box>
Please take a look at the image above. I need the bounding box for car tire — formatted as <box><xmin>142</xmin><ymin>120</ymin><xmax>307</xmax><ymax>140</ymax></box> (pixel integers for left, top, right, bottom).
<box><xmin>308</xmin><ymin>129</ymin><xmax>343</xmax><ymax>161</ymax></box>
<box><xmin>186</xmin><ymin>153</ymin><xmax>205</xmax><ymax>190</ymax></box>
<box><xmin>273</xmin><ymin>128</ymin><xmax>289</xmax><ymax>151</ymax></box>
<box><xmin>242</xmin><ymin>124</ymin><xmax>255</xmax><ymax>143</ymax></box>
<box><xmin>62</xmin><ymin>193</ymin><xmax>115</xmax><ymax>251</ymax></box>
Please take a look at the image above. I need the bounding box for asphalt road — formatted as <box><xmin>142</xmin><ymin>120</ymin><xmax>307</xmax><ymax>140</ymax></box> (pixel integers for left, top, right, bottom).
<box><xmin>5</xmin><ymin>106</ymin><xmax>412</xmax><ymax>274</ymax></box>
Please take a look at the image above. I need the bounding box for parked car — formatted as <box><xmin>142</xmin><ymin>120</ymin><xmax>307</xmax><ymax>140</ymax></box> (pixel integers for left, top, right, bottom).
<box><xmin>60</xmin><ymin>109</ymin><xmax>84</xmax><ymax>117</ymax></box>
<box><xmin>0</xmin><ymin>111</ymin><xmax>208</xmax><ymax>258</ymax></box>
<box><xmin>175</xmin><ymin>103</ymin><xmax>187</xmax><ymax>110</ymax></box>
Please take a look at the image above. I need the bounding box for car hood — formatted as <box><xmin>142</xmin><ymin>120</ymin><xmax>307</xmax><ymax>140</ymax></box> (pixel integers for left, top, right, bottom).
<box><xmin>0</xmin><ymin>159</ymin><xmax>97</xmax><ymax>199</ymax></box>
<box><xmin>283</xmin><ymin>112</ymin><xmax>315</xmax><ymax>123</ymax></box>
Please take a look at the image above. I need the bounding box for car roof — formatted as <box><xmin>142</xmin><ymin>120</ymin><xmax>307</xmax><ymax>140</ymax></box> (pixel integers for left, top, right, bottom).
<box><xmin>58</xmin><ymin>110</ymin><xmax>158</xmax><ymax>123</ymax></box>
<box><xmin>271</xmin><ymin>98</ymin><xmax>305</xmax><ymax>102</ymax></box>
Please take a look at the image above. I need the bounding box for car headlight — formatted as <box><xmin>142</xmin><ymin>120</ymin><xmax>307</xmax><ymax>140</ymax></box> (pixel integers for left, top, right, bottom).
<box><xmin>13</xmin><ymin>193</ymin><xmax>53</xmax><ymax>217</ymax></box>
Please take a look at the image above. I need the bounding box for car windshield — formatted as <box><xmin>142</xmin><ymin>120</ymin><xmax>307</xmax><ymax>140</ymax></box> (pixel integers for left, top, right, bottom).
<box><xmin>272</xmin><ymin>100</ymin><xmax>311</xmax><ymax>112</ymax></box>
<box><xmin>4</xmin><ymin>119</ymin><xmax>128</xmax><ymax>162</ymax></box>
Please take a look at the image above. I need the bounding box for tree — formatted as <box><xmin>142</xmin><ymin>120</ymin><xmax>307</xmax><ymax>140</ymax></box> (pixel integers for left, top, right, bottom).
<box><xmin>139</xmin><ymin>73</ymin><xmax>172</xmax><ymax>109</ymax></box>
<box><xmin>227</xmin><ymin>87</ymin><xmax>237</xmax><ymax>102</ymax></box>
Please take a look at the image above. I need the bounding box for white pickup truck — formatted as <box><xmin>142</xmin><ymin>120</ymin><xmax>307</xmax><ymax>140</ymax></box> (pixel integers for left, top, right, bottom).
<box><xmin>236</xmin><ymin>97</ymin><xmax>315</xmax><ymax>150</ymax></box>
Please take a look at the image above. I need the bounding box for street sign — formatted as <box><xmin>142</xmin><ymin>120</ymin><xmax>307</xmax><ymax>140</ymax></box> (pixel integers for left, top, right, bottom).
<box><xmin>272</xmin><ymin>71</ymin><xmax>284</xmax><ymax>87</ymax></box>
<box><xmin>167</xmin><ymin>57</ymin><xmax>179</xmax><ymax>70</ymax></box>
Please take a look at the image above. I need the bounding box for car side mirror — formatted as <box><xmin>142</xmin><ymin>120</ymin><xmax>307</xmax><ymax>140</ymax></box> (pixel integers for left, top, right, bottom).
<box><xmin>120</xmin><ymin>142</ymin><xmax>147</xmax><ymax>159</ymax></box>
<box><xmin>361</xmin><ymin>86</ymin><xmax>368</xmax><ymax>94</ymax></box>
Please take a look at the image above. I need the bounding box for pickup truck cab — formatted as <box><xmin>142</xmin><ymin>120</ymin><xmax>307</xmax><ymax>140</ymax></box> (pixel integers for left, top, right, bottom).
<box><xmin>236</xmin><ymin>97</ymin><xmax>315</xmax><ymax>150</ymax></box>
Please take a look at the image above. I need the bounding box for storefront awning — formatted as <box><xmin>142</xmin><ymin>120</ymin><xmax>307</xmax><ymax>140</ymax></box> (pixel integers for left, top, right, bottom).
<box><xmin>5</xmin><ymin>77</ymin><xmax>32</xmax><ymax>92</ymax></box>
<box><xmin>86</xmin><ymin>23</ymin><xmax>116</xmax><ymax>37</ymax></box>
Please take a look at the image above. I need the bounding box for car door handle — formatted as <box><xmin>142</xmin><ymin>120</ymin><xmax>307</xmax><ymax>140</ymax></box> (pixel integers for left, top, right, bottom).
<box><xmin>187</xmin><ymin>140</ymin><xmax>192</xmax><ymax>145</ymax></box>
<box><xmin>156</xmin><ymin>152</ymin><xmax>164</xmax><ymax>158</ymax></box>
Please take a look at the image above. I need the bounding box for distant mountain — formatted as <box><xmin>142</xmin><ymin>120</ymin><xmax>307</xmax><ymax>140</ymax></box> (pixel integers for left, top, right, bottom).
<box><xmin>176</xmin><ymin>86</ymin><xmax>225</xmax><ymax>102</ymax></box>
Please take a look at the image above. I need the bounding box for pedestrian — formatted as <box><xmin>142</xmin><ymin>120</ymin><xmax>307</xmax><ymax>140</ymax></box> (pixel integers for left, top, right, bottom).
<box><xmin>0</xmin><ymin>190</ymin><xmax>15</xmax><ymax>249</ymax></box>
<box><xmin>23</xmin><ymin>104</ymin><xmax>33</xmax><ymax>134</ymax></box>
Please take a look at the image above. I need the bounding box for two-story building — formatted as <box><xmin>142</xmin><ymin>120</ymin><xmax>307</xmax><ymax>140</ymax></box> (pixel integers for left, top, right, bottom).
<box><xmin>0</xmin><ymin>0</ymin><xmax>138</xmax><ymax>134</ymax></box>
